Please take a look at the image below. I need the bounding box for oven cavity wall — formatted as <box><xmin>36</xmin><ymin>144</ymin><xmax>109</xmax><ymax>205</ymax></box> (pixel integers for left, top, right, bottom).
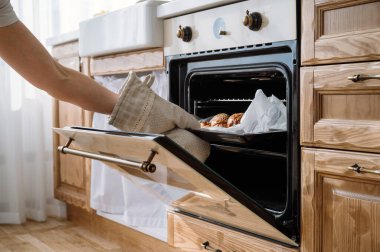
<box><xmin>300</xmin><ymin>1</ymin><xmax>380</xmax><ymax>251</ymax></box>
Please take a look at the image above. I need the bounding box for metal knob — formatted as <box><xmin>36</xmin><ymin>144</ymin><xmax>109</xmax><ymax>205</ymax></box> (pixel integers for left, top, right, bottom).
<box><xmin>243</xmin><ymin>10</ymin><xmax>262</xmax><ymax>31</ymax></box>
<box><xmin>177</xmin><ymin>25</ymin><xmax>192</xmax><ymax>42</ymax></box>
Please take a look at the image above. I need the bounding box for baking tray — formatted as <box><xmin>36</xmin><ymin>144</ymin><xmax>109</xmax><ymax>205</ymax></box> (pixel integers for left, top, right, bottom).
<box><xmin>190</xmin><ymin>129</ymin><xmax>287</xmax><ymax>145</ymax></box>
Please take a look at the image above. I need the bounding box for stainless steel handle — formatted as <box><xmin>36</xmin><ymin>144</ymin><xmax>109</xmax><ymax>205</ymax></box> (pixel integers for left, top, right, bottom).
<box><xmin>347</xmin><ymin>164</ymin><xmax>380</xmax><ymax>175</ymax></box>
<box><xmin>201</xmin><ymin>241</ymin><xmax>222</xmax><ymax>252</ymax></box>
<box><xmin>347</xmin><ymin>74</ymin><xmax>380</xmax><ymax>82</ymax></box>
<box><xmin>58</xmin><ymin>138</ymin><xmax>157</xmax><ymax>173</ymax></box>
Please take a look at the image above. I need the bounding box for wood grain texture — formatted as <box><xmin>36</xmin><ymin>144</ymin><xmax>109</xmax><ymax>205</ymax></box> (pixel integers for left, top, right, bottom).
<box><xmin>314</xmin><ymin>148</ymin><xmax>380</xmax><ymax>182</ymax></box>
<box><xmin>300</xmin><ymin>62</ymin><xmax>380</xmax><ymax>153</ymax></box>
<box><xmin>52</xmin><ymin>45</ymin><xmax>91</xmax><ymax>211</ymax></box>
<box><xmin>168</xmin><ymin>212</ymin><xmax>298</xmax><ymax>252</ymax></box>
<box><xmin>300</xmin><ymin>148</ymin><xmax>316</xmax><ymax>252</ymax></box>
<box><xmin>301</xmin><ymin>148</ymin><xmax>380</xmax><ymax>252</ymax></box>
<box><xmin>57</xmin><ymin>57</ymin><xmax>80</xmax><ymax>71</ymax></box>
<box><xmin>51</xmin><ymin>41</ymin><xmax>79</xmax><ymax>59</ymax></box>
<box><xmin>322</xmin><ymin>176</ymin><xmax>380</xmax><ymax>252</ymax></box>
<box><xmin>90</xmin><ymin>48</ymin><xmax>164</xmax><ymax>76</ymax></box>
<box><xmin>67</xmin><ymin>205</ymin><xmax>179</xmax><ymax>252</ymax></box>
<box><xmin>300</xmin><ymin>67</ymin><xmax>315</xmax><ymax>145</ymax></box>
<box><xmin>0</xmin><ymin>218</ymin><xmax>122</xmax><ymax>251</ymax></box>
<box><xmin>301</xmin><ymin>0</ymin><xmax>380</xmax><ymax>65</ymax></box>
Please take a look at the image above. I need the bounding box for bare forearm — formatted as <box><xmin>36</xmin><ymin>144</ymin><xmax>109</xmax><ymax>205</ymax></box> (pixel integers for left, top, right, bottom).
<box><xmin>0</xmin><ymin>21</ymin><xmax>118</xmax><ymax>114</ymax></box>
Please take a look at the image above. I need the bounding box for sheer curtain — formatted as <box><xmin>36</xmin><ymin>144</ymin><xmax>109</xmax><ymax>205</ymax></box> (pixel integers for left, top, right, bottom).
<box><xmin>0</xmin><ymin>0</ymin><xmax>141</xmax><ymax>224</ymax></box>
<box><xmin>0</xmin><ymin>0</ymin><xmax>62</xmax><ymax>224</ymax></box>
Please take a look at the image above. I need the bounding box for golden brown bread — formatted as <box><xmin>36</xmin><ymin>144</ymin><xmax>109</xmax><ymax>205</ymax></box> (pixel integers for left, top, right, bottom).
<box><xmin>200</xmin><ymin>122</ymin><xmax>211</xmax><ymax>128</ymax></box>
<box><xmin>210</xmin><ymin>113</ymin><xmax>229</xmax><ymax>127</ymax></box>
<box><xmin>227</xmin><ymin>113</ymin><xmax>244</xmax><ymax>127</ymax></box>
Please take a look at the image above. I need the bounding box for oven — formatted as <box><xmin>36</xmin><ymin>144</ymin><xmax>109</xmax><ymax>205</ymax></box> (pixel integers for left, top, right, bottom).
<box><xmin>54</xmin><ymin>0</ymin><xmax>300</xmax><ymax>248</ymax></box>
<box><xmin>164</xmin><ymin>0</ymin><xmax>299</xmax><ymax>246</ymax></box>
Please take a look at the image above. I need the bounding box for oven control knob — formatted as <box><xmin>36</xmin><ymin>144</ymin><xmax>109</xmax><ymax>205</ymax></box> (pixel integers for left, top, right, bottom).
<box><xmin>243</xmin><ymin>10</ymin><xmax>262</xmax><ymax>31</ymax></box>
<box><xmin>176</xmin><ymin>25</ymin><xmax>192</xmax><ymax>42</ymax></box>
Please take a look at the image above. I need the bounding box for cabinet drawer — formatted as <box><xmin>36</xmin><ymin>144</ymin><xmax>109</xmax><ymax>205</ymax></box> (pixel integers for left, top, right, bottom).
<box><xmin>301</xmin><ymin>62</ymin><xmax>380</xmax><ymax>153</ymax></box>
<box><xmin>89</xmin><ymin>48</ymin><xmax>164</xmax><ymax>76</ymax></box>
<box><xmin>301</xmin><ymin>0</ymin><xmax>380</xmax><ymax>65</ymax></box>
<box><xmin>313</xmin><ymin>148</ymin><xmax>380</xmax><ymax>182</ymax></box>
<box><xmin>52</xmin><ymin>41</ymin><xmax>79</xmax><ymax>59</ymax></box>
<box><xmin>168</xmin><ymin>212</ymin><xmax>298</xmax><ymax>252</ymax></box>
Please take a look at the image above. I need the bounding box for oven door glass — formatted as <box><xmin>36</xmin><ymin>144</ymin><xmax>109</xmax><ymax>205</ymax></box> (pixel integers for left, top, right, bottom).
<box><xmin>54</xmin><ymin>126</ymin><xmax>297</xmax><ymax>246</ymax></box>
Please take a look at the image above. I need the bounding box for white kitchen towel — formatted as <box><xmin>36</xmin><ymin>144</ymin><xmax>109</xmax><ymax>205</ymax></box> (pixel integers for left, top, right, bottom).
<box><xmin>91</xmin><ymin>73</ymin><xmax>189</xmax><ymax>241</ymax></box>
<box><xmin>91</xmin><ymin>76</ymin><xmax>126</xmax><ymax>214</ymax></box>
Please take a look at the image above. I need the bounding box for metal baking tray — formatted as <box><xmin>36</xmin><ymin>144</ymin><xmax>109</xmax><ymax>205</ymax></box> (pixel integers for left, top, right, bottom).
<box><xmin>190</xmin><ymin>129</ymin><xmax>287</xmax><ymax>145</ymax></box>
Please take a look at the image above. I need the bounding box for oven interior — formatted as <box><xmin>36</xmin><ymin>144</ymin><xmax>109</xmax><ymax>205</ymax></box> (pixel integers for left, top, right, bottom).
<box><xmin>186</xmin><ymin>69</ymin><xmax>289</xmax><ymax>214</ymax></box>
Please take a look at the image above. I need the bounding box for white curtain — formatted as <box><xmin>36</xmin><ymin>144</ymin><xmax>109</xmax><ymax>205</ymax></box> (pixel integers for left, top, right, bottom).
<box><xmin>0</xmin><ymin>0</ymin><xmax>64</xmax><ymax>224</ymax></box>
<box><xmin>0</xmin><ymin>0</ymin><xmax>142</xmax><ymax>224</ymax></box>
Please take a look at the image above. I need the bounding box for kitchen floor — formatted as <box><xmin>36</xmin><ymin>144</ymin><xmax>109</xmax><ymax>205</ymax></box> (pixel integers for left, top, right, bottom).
<box><xmin>0</xmin><ymin>218</ymin><xmax>122</xmax><ymax>251</ymax></box>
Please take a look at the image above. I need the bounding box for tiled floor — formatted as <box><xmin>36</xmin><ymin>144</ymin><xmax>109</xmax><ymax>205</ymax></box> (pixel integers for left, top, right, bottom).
<box><xmin>0</xmin><ymin>218</ymin><xmax>122</xmax><ymax>251</ymax></box>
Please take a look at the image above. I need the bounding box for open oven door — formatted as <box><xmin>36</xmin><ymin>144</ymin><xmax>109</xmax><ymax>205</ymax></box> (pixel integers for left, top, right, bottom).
<box><xmin>54</xmin><ymin>126</ymin><xmax>298</xmax><ymax>247</ymax></box>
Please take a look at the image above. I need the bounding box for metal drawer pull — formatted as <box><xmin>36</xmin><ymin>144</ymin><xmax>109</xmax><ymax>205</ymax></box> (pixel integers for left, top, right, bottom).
<box><xmin>347</xmin><ymin>164</ymin><xmax>380</xmax><ymax>175</ymax></box>
<box><xmin>58</xmin><ymin>138</ymin><xmax>157</xmax><ymax>173</ymax></box>
<box><xmin>347</xmin><ymin>74</ymin><xmax>380</xmax><ymax>82</ymax></box>
<box><xmin>201</xmin><ymin>241</ymin><xmax>222</xmax><ymax>252</ymax></box>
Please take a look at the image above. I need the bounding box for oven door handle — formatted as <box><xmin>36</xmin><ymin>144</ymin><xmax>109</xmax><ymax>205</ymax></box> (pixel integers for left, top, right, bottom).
<box><xmin>58</xmin><ymin>138</ymin><xmax>157</xmax><ymax>173</ymax></box>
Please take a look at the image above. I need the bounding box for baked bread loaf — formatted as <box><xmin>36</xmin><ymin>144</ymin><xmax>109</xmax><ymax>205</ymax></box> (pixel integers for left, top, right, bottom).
<box><xmin>210</xmin><ymin>113</ymin><xmax>229</xmax><ymax>127</ymax></box>
<box><xmin>227</xmin><ymin>113</ymin><xmax>244</xmax><ymax>127</ymax></box>
<box><xmin>200</xmin><ymin>122</ymin><xmax>211</xmax><ymax>128</ymax></box>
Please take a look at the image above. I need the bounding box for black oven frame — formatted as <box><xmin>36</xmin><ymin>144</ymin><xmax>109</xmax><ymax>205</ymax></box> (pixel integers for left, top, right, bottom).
<box><xmin>165</xmin><ymin>40</ymin><xmax>300</xmax><ymax>245</ymax></box>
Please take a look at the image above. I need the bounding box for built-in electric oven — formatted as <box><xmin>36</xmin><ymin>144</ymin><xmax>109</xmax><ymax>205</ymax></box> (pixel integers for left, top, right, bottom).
<box><xmin>164</xmin><ymin>0</ymin><xmax>299</xmax><ymax>246</ymax></box>
<box><xmin>54</xmin><ymin>0</ymin><xmax>300</xmax><ymax>248</ymax></box>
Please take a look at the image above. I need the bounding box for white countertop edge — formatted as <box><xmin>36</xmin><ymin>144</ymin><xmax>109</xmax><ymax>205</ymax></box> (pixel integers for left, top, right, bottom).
<box><xmin>45</xmin><ymin>30</ymin><xmax>79</xmax><ymax>46</ymax></box>
<box><xmin>157</xmin><ymin>0</ymin><xmax>242</xmax><ymax>19</ymax></box>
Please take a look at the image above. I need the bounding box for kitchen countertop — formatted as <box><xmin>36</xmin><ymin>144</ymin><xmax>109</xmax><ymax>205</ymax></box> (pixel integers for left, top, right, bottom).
<box><xmin>157</xmin><ymin>0</ymin><xmax>241</xmax><ymax>19</ymax></box>
<box><xmin>46</xmin><ymin>30</ymin><xmax>79</xmax><ymax>46</ymax></box>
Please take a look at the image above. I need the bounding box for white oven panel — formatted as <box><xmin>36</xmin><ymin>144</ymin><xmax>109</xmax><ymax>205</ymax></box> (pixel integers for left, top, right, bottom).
<box><xmin>164</xmin><ymin>0</ymin><xmax>296</xmax><ymax>56</ymax></box>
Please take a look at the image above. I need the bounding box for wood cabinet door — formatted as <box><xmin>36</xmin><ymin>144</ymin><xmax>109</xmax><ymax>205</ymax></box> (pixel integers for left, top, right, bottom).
<box><xmin>52</xmin><ymin>43</ymin><xmax>91</xmax><ymax>211</ymax></box>
<box><xmin>301</xmin><ymin>0</ymin><xmax>380</xmax><ymax>65</ymax></box>
<box><xmin>300</xmin><ymin>62</ymin><xmax>380</xmax><ymax>153</ymax></box>
<box><xmin>301</xmin><ymin>148</ymin><xmax>380</xmax><ymax>252</ymax></box>
<box><xmin>168</xmin><ymin>212</ymin><xmax>298</xmax><ymax>252</ymax></box>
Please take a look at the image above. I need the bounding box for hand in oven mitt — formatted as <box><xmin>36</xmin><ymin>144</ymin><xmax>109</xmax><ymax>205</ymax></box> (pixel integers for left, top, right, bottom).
<box><xmin>108</xmin><ymin>71</ymin><xmax>210</xmax><ymax>162</ymax></box>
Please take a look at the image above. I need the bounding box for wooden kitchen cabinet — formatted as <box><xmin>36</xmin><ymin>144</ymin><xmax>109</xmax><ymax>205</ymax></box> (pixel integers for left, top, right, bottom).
<box><xmin>52</xmin><ymin>40</ymin><xmax>92</xmax><ymax>211</ymax></box>
<box><xmin>300</xmin><ymin>62</ymin><xmax>380</xmax><ymax>153</ymax></box>
<box><xmin>168</xmin><ymin>212</ymin><xmax>298</xmax><ymax>252</ymax></box>
<box><xmin>301</xmin><ymin>1</ymin><xmax>380</xmax><ymax>251</ymax></box>
<box><xmin>301</xmin><ymin>0</ymin><xmax>380</xmax><ymax>65</ymax></box>
<box><xmin>301</xmin><ymin>148</ymin><xmax>380</xmax><ymax>252</ymax></box>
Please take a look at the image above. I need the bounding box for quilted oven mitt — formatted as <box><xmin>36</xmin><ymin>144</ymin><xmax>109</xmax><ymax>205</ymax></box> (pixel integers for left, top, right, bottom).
<box><xmin>109</xmin><ymin>72</ymin><xmax>210</xmax><ymax>162</ymax></box>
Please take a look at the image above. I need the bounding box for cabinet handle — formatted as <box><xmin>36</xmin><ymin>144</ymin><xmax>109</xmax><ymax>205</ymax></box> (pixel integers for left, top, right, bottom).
<box><xmin>347</xmin><ymin>164</ymin><xmax>380</xmax><ymax>175</ymax></box>
<box><xmin>58</xmin><ymin>138</ymin><xmax>157</xmax><ymax>173</ymax></box>
<box><xmin>201</xmin><ymin>241</ymin><xmax>222</xmax><ymax>252</ymax></box>
<box><xmin>347</xmin><ymin>74</ymin><xmax>380</xmax><ymax>82</ymax></box>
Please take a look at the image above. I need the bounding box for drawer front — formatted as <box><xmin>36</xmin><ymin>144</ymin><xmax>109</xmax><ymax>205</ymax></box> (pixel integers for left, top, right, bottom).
<box><xmin>52</xmin><ymin>41</ymin><xmax>79</xmax><ymax>59</ymax></box>
<box><xmin>58</xmin><ymin>56</ymin><xmax>80</xmax><ymax>72</ymax></box>
<box><xmin>301</xmin><ymin>62</ymin><xmax>380</xmax><ymax>153</ymax></box>
<box><xmin>168</xmin><ymin>212</ymin><xmax>298</xmax><ymax>252</ymax></box>
<box><xmin>89</xmin><ymin>48</ymin><xmax>164</xmax><ymax>76</ymax></box>
<box><xmin>301</xmin><ymin>0</ymin><xmax>380</xmax><ymax>65</ymax></box>
<box><xmin>313</xmin><ymin>148</ymin><xmax>380</xmax><ymax>182</ymax></box>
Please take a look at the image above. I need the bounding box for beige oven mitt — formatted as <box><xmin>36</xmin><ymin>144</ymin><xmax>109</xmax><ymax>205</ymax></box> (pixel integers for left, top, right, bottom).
<box><xmin>109</xmin><ymin>72</ymin><xmax>210</xmax><ymax>162</ymax></box>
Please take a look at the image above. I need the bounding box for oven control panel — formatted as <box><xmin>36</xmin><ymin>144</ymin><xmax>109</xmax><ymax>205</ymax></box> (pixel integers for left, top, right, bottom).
<box><xmin>163</xmin><ymin>0</ymin><xmax>296</xmax><ymax>56</ymax></box>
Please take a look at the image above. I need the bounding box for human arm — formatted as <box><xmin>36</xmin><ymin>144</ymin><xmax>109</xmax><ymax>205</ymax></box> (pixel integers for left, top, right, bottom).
<box><xmin>0</xmin><ymin>20</ymin><xmax>118</xmax><ymax>114</ymax></box>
